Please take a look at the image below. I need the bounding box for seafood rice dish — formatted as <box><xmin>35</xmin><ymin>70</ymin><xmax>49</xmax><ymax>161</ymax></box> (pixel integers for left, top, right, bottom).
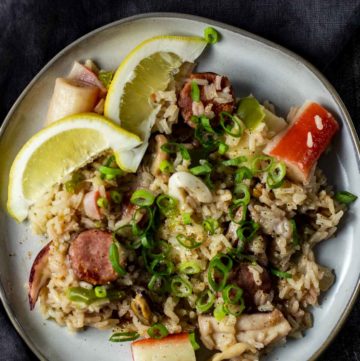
<box><xmin>7</xmin><ymin>27</ymin><xmax>357</xmax><ymax>361</ymax></box>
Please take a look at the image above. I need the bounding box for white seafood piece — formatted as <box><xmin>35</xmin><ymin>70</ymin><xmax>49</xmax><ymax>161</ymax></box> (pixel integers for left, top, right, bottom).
<box><xmin>211</xmin><ymin>342</ymin><xmax>256</xmax><ymax>361</ymax></box>
<box><xmin>168</xmin><ymin>171</ymin><xmax>213</xmax><ymax>204</ymax></box>
<box><xmin>46</xmin><ymin>78</ymin><xmax>99</xmax><ymax>124</ymax></box>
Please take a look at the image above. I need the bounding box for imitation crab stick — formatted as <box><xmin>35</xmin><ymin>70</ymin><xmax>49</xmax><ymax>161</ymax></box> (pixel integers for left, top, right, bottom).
<box><xmin>263</xmin><ymin>101</ymin><xmax>339</xmax><ymax>183</ymax></box>
<box><xmin>131</xmin><ymin>333</ymin><xmax>196</xmax><ymax>361</ymax></box>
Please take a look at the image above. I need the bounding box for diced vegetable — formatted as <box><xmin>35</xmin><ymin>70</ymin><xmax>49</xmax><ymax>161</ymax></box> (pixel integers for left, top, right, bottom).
<box><xmin>263</xmin><ymin>101</ymin><xmax>339</xmax><ymax>183</ymax></box>
<box><xmin>131</xmin><ymin>333</ymin><xmax>196</xmax><ymax>361</ymax></box>
<box><xmin>237</xmin><ymin>96</ymin><xmax>265</xmax><ymax>130</ymax></box>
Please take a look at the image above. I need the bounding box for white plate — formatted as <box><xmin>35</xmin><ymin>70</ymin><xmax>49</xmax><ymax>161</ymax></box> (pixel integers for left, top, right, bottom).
<box><xmin>0</xmin><ymin>13</ymin><xmax>359</xmax><ymax>361</ymax></box>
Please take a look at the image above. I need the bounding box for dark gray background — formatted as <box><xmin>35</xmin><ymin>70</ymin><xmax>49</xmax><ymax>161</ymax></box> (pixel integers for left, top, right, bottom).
<box><xmin>1</xmin><ymin>1</ymin><xmax>360</xmax><ymax>360</ymax></box>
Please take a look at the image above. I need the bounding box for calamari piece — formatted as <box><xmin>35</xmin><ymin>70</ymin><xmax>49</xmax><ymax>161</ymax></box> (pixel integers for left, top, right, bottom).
<box><xmin>211</xmin><ymin>342</ymin><xmax>256</xmax><ymax>361</ymax></box>
<box><xmin>263</xmin><ymin>101</ymin><xmax>339</xmax><ymax>183</ymax></box>
<box><xmin>236</xmin><ymin>309</ymin><xmax>291</xmax><ymax>348</ymax></box>
<box><xmin>28</xmin><ymin>242</ymin><xmax>52</xmax><ymax>310</ymax></box>
<box><xmin>131</xmin><ymin>333</ymin><xmax>196</xmax><ymax>361</ymax></box>
<box><xmin>46</xmin><ymin>78</ymin><xmax>99</xmax><ymax>124</ymax></box>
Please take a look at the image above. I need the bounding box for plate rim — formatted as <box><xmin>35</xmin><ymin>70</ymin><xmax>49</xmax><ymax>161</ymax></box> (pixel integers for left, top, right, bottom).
<box><xmin>1</xmin><ymin>11</ymin><xmax>359</xmax><ymax>361</ymax></box>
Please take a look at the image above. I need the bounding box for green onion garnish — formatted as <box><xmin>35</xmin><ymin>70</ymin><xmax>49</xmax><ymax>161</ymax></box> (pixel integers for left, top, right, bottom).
<box><xmin>147</xmin><ymin>323</ymin><xmax>169</xmax><ymax>339</ymax></box>
<box><xmin>131</xmin><ymin>206</ymin><xmax>154</xmax><ymax>236</ymax></box>
<box><xmin>130</xmin><ymin>189</ymin><xmax>155</xmax><ymax>206</ymax></box>
<box><xmin>96</xmin><ymin>197</ymin><xmax>108</xmax><ymax>208</ymax></box>
<box><xmin>233</xmin><ymin>183</ymin><xmax>251</xmax><ymax>205</ymax></box>
<box><xmin>290</xmin><ymin>219</ymin><xmax>300</xmax><ymax>246</ymax></box>
<box><xmin>159</xmin><ymin>160</ymin><xmax>174</xmax><ymax>174</ymax></box>
<box><xmin>250</xmin><ymin>155</ymin><xmax>274</xmax><ymax>173</ymax></box>
<box><xmin>156</xmin><ymin>194</ymin><xmax>178</xmax><ymax>216</ymax></box>
<box><xmin>229</xmin><ymin>202</ymin><xmax>248</xmax><ymax>224</ymax></box>
<box><xmin>200</xmin><ymin>116</ymin><xmax>217</xmax><ymax>133</ymax></box>
<box><xmin>191</xmin><ymin>81</ymin><xmax>201</xmax><ymax>102</ymax></box>
<box><xmin>189</xmin><ymin>332</ymin><xmax>200</xmax><ymax>351</ymax></box>
<box><xmin>113</xmin><ymin>224</ymin><xmax>141</xmax><ymax>250</ymax></box>
<box><xmin>178</xmin><ymin>260</ymin><xmax>202</xmax><ymax>275</ymax></box>
<box><xmin>109</xmin><ymin>331</ymin><xmax>140</xmax><ymax>342</ymax></box>
<box><xmin>65</xmin><ymin>172</ymin><xmax>84</xmax><ymax>193</ymax></box>
<box><xmin>204</xmin><ymin>27</ymin><xmax>219</xmax><ymax>44</ymax></box>
<box><xmin>195</xmin><ymin>125</ymin><xmax>219</xmax><ymax>149</ymax></box>
<box><xmin>222</xmin><ymin>156</ymin><xmax>247</xmax><ymax>167</ymax></box>
<box><xmin>208</xmin><ymin>254</ymin><xmax>233</xmax><ymax>291</ymax></box>
<box><xmin>182</xmin><ymin>213</ymin><xmax>192</xmax><ymax>225</ymax></box>
<box><xmin>190</xmin><ymin>161</ymin><xmax>213</xmax><ymax>176</ymax></box>
<box><xmin>222</xmin><ymin>284</ymin><xmax>243</xmax><ymax>304</ymax></box>
<box><xmin>67</xmin><ymin>287</ymin><xmax>123</xmax><ymax>304</ymax></box>
<box><xmin>196</xmin><ymin>289</ymin><xmax>216</xmax><ymax>313</ymax></box>
<box><xmin>171</xmin><ymin>276</ymin><xmax>193</xmax><ymax>297</ymax></box>
<box><xmin>109</xmin><ymin>242</ymin><xmax>127</xmax><ymax>276</ymax></box>
<box><xmin>110</xmin><ymin>190</ymin><xmax>123</xmax><ymax>204</ymax></box>
<box><xmin>235</xmin><ymin>166</ymin><xmax>253</xmax><ymax>183</ymax></box>
<box><xmin>140</xmin><ymin>233</ymin><xmax>155</xmax><ymax>249</ymax></box>
<box><xmin>176</xmin><ymin>234</ymin><xmax>203</xmax><ymax>249</ymax></box>
<box><xmin>150</xmin><ymin>258</ymin><xmax>174</xmax><ymax>276</ymax></box>
<box><xmin>271</xmin><ymin>268</ymin><xmax>292</xmax><ymax>279</ymax></box>
<box><xmin>148</xmin><ymin>274</ymin><xmax>169</xmax><ymax>294</ymax></box>
<box><xmin>98</xmin><ymin>70</ymin><xmax>114</xmax><ymax>89</ymax></box>
<box><xmin>161</xmin><ymin>142</ymin><xmax>191</xmax><ymax>161</ymax></box>
<box><xmin>218</xmin><ymin>142</ymin><xmax>229</xmax><ymax>155</ymax></box>
<box><xmin>267</xmin><ymin>161</ymin><xmax>286</xmax><ymax>189</ymax></box>
<box><xmin>236</xmin><ymin>221</ymin><xmax>260</xmax><ymax>252</ymax></box>
<box><xmin>146</xmin><ymin>240</ymin><xmax>171</xmax><ymax>259</ymax></box>
<box><xmin>237</xmin><ymin>96</ymin><xmax>265</xmax><ymax>130</ymax></box>
<box><xmin>335</xmin><ymin>191</ymin><xmax>358</xmax><ymax>205</ymax></box>
<box><xmin>213</xmin><ymin>303</ymin><xmax>227</xmax><ymax>321</ymax></box>
<box><xmin>94</xmin><ymin>286</ymin><xmax>107</xmax><ymax>298</ymax></box>
<box><xmin>202</xmin><ymin>218</ymin><xmax>219</xmax><ymax>235</ymax></box>
<box><xmin>99</xmin><ymin>166</ymin><xmax>123</xmax><ymax>180</ymax></box>
<box><xmin>224</xmin><ymin>300</ymin><xmax>245</xmax><ymax>316</ymax></box>
<box><xmin>219</xmin><ymin>112</ymin><xmax>243</xmax><ymax>137</ymax></box>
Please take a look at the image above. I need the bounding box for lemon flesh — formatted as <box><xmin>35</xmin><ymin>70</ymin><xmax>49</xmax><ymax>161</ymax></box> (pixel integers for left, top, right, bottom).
<box><xmin>7</xmin><ymin>113</ymin><xmax>141</xmax><ymax>222</ymax></box>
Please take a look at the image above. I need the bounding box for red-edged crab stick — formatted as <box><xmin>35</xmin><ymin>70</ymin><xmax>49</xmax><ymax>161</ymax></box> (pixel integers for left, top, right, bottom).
<box><xmin>131</xmin><ymin>333</ymin><xmax>196</xmax><ymax>361</ymax></box>
<box><xmin>263</xmin><ymin>101</ymin><xmax>339</xmax><ymax>183</ymax></box>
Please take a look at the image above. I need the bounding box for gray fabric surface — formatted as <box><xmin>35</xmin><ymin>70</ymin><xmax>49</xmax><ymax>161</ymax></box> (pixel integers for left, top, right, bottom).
<box><xmin>0</xmin><ymin>0</ymin><xmax>360</xmax><ymax>360</ymax></box>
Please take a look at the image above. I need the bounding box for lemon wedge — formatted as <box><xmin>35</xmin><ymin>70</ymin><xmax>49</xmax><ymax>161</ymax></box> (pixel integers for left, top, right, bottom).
<box><xmin>104</xmin><ymin>35</ymin><xmax>207</xmax><ymax>171</ymax></box>
<box><xmin>7</xmin><ymin>113</ymin><xmax>141</xmax><ymax>222</ymax></box>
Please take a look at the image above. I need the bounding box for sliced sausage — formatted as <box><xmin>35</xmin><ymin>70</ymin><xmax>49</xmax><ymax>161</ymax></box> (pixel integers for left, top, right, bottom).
<box><xmin>229</xmin><ymin>263</ymin><xmax>272</xmax><ymax>307</ymax></box>
<box><xmin>178</xmin><ymin>72</ymin><xmax>236</xmax><ymax>127</ymax></box>
<box><xmin>69</xmin><ymin>229</ymin><xmax>121</xmax><ymax>285</ymax></box>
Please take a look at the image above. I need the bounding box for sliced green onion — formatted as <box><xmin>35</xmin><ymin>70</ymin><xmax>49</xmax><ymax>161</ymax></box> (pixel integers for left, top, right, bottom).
<box><xmin>99</xmin><ymin>166</ymin><xmax>123</xmax><ymax>179</ymax></box>
<box><xmin>176</xmin><ymin>234</ymin><xmax>203</xmax><ymax>249</ymax></box>
<box><xmin>200</xmin><ymin>116</ymin><xmax>217</xmax><ymax>133</ymax></box>
<box><xmin>131</xmin><ymin>206</ymin><xmax>154</xmax><ymax>236</ymax></box>
<box><xmin>195</xmin><ymin>125</ymin><xmax>219</xmax><ymax>149</ymax></box>
<box><xmin>109</xmin><ymin>331</ymin><xmax>139</xmax><ymax>342</ymax></box>
<box><xmin>190</xmin><ymin>115</ymin><xmax>200</xmax><ymax>125</ymax></box>
<box><xmin>130</xmin><ymin>189</ymin><xmax>155</xmax><ymax>206</ymax></box>
<box><xmin>224</xmin><ymin>300</ymin><xmax>245</xmax><ymax>316</ymax></box>
<box><xmin>236</xmin><ymin>221</ymin><xmax>260</xmax><ymax>252</ymax></box>
<box><xmin>148</xmin><ymin>274</ymin><xmax>169</xmax><ymax>294</ymax></box>
<box><xmin>204</xmin><ymin>173</ymin><xmax>214</xmax><ymax>190</ymax></box>
<box><xmin>222</xmin><ymin>285</ymin><xmax>243</xmax><ymax>304</ymax></box>
<box><xmin>202</xmin><ymin>218</ymin><xmax>219</xmax><ymax>235</ymax></box>
<box><xmin>191</xmin><ymin>81</ymin><xmax>201</xmax><ymax>102</ymax></box>
<box><xmin>94</xmin><ymin>286</ymin><xmax>107</xmax><ymax>298</ymax></box>
<box><xmin>250</xmin><ymin>155</ymin><xmax>274</xmax><ymax>174</ymax></box>
<box><xmin>161</xmin><ymin>142</ymin><xmax>191</xmax><ymax>161</ymax></box>
<box><xmin>290</xmin><ymin>219</ymin><xmax>300</xmax><ymax>246</ymax></box>
<box><xmin>150</xmin><ymin>258</ymin><xmax>174</xmax><ymax>276</ymax></box>
<box><xmin>189</xmin><ymin>332</ymin><xmax>200</xmax><ymax>351</ymax></box>
<box><xmin>65</xmin><ymin>172</ymin><xmax>84</xmax><ymax>193</ymax></box>
<box><xmin>159</xmin><ymin>160</ymin><xmax>174</xmax><ymax>174</ymax></box>
<box><xmin>98</xmin><ymin>70</ymin><xmax>114</xmax><ymax>89</ymax></box>
<box><xmin>107</xmin><ymin>289</ymin><xmax>125</xmax><ymax>301</ymax></box>
<box><xmin>178</xmin><ymin>260</ymin><xmax>202</xmax><ymax>275</ymax></box>
<box><xmin>220</xmin><ymin>112</ymin><xmax>243</xmax><ymax>137</ymax></box>
<box><xmin>97</xmin><ymin>197</ymin><xmax>108</xmax><ymax>208</ymax></box>
<box><xmin>233</xmin><ymin>183</ymin><xmax>251</xmax><ymax>205</ymax></box>
<box><xmin>213</xmin><ymin>303</ymin><xmax>227</xmax><ymax>321</ymax></box>
<box><xmin>335</xmin><ymin>191</ymin><xmax>358</xmax><ymax>204</ymax></box>
<box><xmin>171</xmin><ymin>276</ymin><xmax>193</xmax><ymax>297</ymax></box>
<box><xmin>110</xmin><ymin>190</ymin><xmax>123</xmax><ymax>204</ymax></box>
<box><xmin>147</xmin><ymin>323</ymin><xmax>169</xmax><ymax>339</ymax></box>
<box><xmin>235</xmin><ymin>167</ymin><xmax>253</xmax><ymax>183</ymax></box>
<box><xmin>222</xmin><ymin>156</ymin><xmax>247</xmax><ymax>167</ymax></box>
<box><xmin>218</xmin><ymin>142</ymin><xmax>229</xmax><ymax>155</ymax></box>
<box><xmin>208</xmin><ymin>254</ymin><xmax>233</xmax><ymax>291</ymax></box>
<box><xmin>147</xmin><ymin>240</ymin><xmax>171</xmax><ymax>259</ymax></box>
<box><xmin>190</xmin><ymin>160</ymin><xmax>212</xmax><ymax>176</ymax></box>
<box><xmin>156</xmin><ymin>194</ymin><xmax>178</xmax><ymax>216</ymax></box>
<box><xmin>267</xmin><ymin>161</ymin><xmax>286</xmax><ymax>189</ymax></box>
<box><xmin>204</xmin><ymin>27</ymin><xmax>219</xmax><ymax>44</ymax></box>
<box><xmin>196</xmin><ymin>290</ymin><xmax>216</xmax><ymax>313</ymax></box>
<box><xmin>140</xmin><ymin>233</ymin><xmax>155</xmax><ymax>249</ymax></box>
<box><xmin>182</xmin><ymin>213</ymin><xmax>192</xmax><ymax>225</ymax></box>
<box><xmin>113</xmin><ymin>224</ymin><xmax>141</xmax><ymax>250</ymax></box>
<box><xmin>229</xmin><ymin>202</ymin><xmax>248</xmax><ymax>224</ymax></box>
<box><xmin>271</xmin><ymin>268</ymin><xmax>292</xmax><ymax>279</ymax></box>
<box><xmin>109</xmin><ymin>242</ymin><xmax>127</xmax><ymax>276</ymax></box>
<box><xmin>67</xmin><ymin>287</ymin><xmax>95</xmax><ymax>304</ymax></box>
<box><xmin>237</xmin><ymin>96</ymin><xmax>265</xmax><ymax>130</ymax></box>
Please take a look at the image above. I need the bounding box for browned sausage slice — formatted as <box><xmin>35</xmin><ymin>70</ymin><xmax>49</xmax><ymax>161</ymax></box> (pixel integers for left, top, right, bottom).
<box><xmin>178</xmin><ymin>72</ymin><xmax>236</xmax><ymax>127</ymax></box>
<box><xmin>69</xmin><ymin>229</ymin><xmax>119</xmax><ymax>285</ymax></box>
